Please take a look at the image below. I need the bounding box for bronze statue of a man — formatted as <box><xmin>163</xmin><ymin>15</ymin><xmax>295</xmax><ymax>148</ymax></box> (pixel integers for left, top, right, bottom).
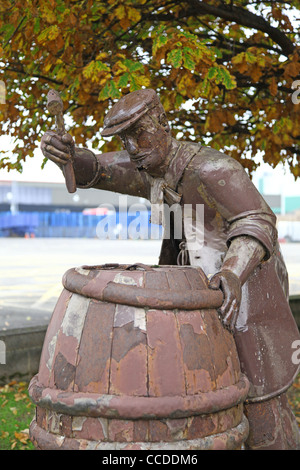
<box><xmin>41</xmin><ymin>88</ymin><xmax>300</xmax><ymax>450</ymax></box>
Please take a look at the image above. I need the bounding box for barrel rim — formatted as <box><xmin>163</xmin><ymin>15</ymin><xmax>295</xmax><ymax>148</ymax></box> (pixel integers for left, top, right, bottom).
<box><xmin>28</xmin><ymin>374</ymin><xmax>250</xmax><ymax>420</ymax></box>
<box><xmin>62</xmin><ymin>265</ymin><xmax>224</xmax><ymax>310</ymax></box>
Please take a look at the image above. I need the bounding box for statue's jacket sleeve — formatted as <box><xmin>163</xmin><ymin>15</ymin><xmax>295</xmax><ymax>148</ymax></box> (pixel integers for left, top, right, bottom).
<box><xmin>179</xmin><ymin>146</ymin><xmax>300</xmax><ymax>402</ymax></box>
<box><xmin>77</xmin><ymin>149</ymin><xmax>151</xmax><ymax>200</ymax></box>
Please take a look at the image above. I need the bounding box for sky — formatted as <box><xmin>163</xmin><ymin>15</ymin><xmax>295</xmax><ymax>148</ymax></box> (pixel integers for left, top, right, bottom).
<box><xmin>0</xmin><ymin>148</ymin><xmax>64</xmax><ymax>184</ymax></box>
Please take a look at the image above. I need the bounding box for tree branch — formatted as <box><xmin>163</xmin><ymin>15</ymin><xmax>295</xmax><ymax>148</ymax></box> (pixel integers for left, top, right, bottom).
<box><xmin>5</xmin><ymin>65</ymin><xmax>63</xmax><ymax>86</ymax></box>
<box><xmin>188</xmin><ymin>0</ymin><xmax>295</xmax><ymax>56</ymax></box>
<box><xmin>4</xmin><ymin>15</ymin><xmax>26</xmax><ymax>48</ymax></box>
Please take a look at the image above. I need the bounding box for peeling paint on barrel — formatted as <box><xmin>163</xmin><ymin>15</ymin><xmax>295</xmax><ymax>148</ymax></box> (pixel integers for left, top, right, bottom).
<box><xmin>29</xmin><ymin>264</ymin><xmax>249</xmax><ymax>450</ymax></box>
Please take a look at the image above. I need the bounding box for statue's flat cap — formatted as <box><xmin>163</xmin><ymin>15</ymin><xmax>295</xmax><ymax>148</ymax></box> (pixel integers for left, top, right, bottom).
<box><xmin>101</xmin><ymin>89</ymin><xmax>160</xmax><ymax>137</ymax></box>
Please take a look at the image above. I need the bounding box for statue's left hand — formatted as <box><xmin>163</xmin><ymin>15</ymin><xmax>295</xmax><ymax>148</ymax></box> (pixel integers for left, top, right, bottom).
<box><xmin>209</xmin><ymin>271</ymin><xmax>241</xmax><ymax>333</ymax></box>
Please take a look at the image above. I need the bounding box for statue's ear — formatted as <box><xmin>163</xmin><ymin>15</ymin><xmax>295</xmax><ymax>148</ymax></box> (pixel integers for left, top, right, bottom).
<box><xmin>159</xmin><ymin>113</ymin><xmax>170</xmax><ymax>133</ymax></box>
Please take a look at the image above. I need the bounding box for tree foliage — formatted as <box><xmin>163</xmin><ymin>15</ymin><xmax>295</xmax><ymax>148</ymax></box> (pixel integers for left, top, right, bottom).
<box><xmin>0</xmin><ymin>0</ymin><xmax>300</xmax><ymax>177</ymax></box>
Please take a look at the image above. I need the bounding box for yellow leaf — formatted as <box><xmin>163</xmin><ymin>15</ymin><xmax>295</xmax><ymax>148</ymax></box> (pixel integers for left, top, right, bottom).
<box><xmin>14</xmin><ymin>392</ymin><xmax>27</xmax><ymax>401</ymax></box>
<box><xmin>96</xmin><ymin>52</ymin><xmax>108</xmax><ymax>61</ymax></box>
<box><xmin>44</xmin><ymin>61</ymin><xmax>53</xmax><ymax>73</ymax></box>
<box><xmin>115</xmin><ymin>5</ymin><xmax>140</xmax><ymax>29</ymax></box>
<box><xmin>127</xmin><ymin>6</ymin><xmax>141</xmax><ymax>23</ymax></box>
<box><xmin>115</xmin><ymin>5</ymin><xmax>126</xmax><ymax>20</ymax></box>
<box><xmin>135</xmin><ymin>75</ymin><xmax>151</xmax><ymax>88</ymax></box>
<box><xmin>37</xmin><ymin>25</ymin><xmax>60</xmax><ymax>44</ymax></box>
<box><xmin>14</xmin><ymin>431</ymin><xmax>29</xmax><ymax>444</ymax></box>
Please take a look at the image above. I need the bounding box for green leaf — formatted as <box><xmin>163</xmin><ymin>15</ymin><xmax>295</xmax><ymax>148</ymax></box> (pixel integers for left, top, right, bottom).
<box><xmin>245</xmin><ymin>51</ymin><xmax>258</xmax><ymax>64</ymax></box>
<box><xmin>213</xmin><ymin>47</ymin><xmax>223</xmax><ymax>59</ymax></box>
<box><xmin>37</xmin><ymin>25</ymin><xmax>60</xmax><ymax>43</ymax></box>
<box><xmin>0</xmin><ymin>24</ymin><xmax>15</xmax><ymax>42</ymax></box>
<box><xmin>199</xmin><ymin>78</ymin><xmax>211</xmax><ymax>97</ymax></box>
<box><xmin>95</xmin><ymin>61</ymin><xmax>110</xmax><ymax>72</ymax></box>
<box><xmin>98</xmin><ymin>81</ymin><xmax>121</xmax><ymax>101</ymax></box>
<box><xmin>207</xmin><ymin>65</ymin><xmax>236</xmax><ymax>90</ymax></box>
<box><xmin>110</xmin><ymin>81</ymin><xmax>121</xmax><ymax>99</ymax></box>
<box><xmin>123</xmin><ymin>59</ymin><xmax>144</xmax><ymax>72</ymax></box>
<box><xmin>217</xmin><ymin>67</ymin><xmax>236</xmax><ymax>90</ymax></box>
<box><xmin>98</xmin><ymin>82</ymin><xmax>111</xmax><ymax>100</ymax></box>
<box><xmin>178</xmin><ymin>31</ymin><xmax>198</xmax><ymax>42</ymax></box>
<box><xmin>83</xmin><ymin>61</ymin><xmax>110</xmax><ymax>81</ymax></box>
<box><xmin>175</xmin><ymin>93</ymin><xmax>184</xmax><ymax>108</ymax></box>
<box><xmin>152</xmin><ymin>25</ymin><xmax>168</xmax><ymax>55</ymax></box>
<box><xmin>207</xmin><ymin>66</ymin><xmax>218</xmax><ymax>80</ymax></box>
<box><xmin>118</xmin><ymin>72</ymin><xmax>130</xmax><ymax>88</ymax></box>
<box><xmin>129</xmin><ymin>76</ymin><xmax>139</xmax><ymax>92</ymax></box>
<box><xmin>183</xmin><ymin>47</ymin><xmax>195</xmax><ymax>70</ymax></box>
<box><xmin>70</xmin><ymin>77</ymin><xmax>80</xmax><ymax>92</ymax></box>
<box><xmin>167</xmin><ymin>49</ymin><xmax>183</xmax><ymax>68</ymax></box>
<box><xmin>33</xmin><ymin>18</ymin><xmax>40</xmax><ymax>34</ymax></box>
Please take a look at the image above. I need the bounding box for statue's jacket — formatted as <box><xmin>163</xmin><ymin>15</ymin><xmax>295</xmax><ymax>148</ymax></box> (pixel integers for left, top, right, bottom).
<box><xmin>80</xmin><ymin>140</ymin><xmax>300</xmax><ymax>403</ymax></box>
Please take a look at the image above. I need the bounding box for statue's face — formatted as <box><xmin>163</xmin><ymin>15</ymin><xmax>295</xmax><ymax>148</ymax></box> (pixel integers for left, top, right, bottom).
<box><xmin>119</xmin><ymin>112</ymin><xmax>172</xmax><ymax>176</ymax></box>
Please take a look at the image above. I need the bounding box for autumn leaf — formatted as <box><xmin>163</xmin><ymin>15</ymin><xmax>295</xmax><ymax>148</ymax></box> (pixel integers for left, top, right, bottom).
<box><xmin>115</xmin><ymin>4</ymin><xmax>141</xmax><ymax>30</ymax></box>
<box><xmin>98</xmin><ymin>81</ymin><xmax>121</xmax><ymax>101</ymax></box>
<box><xmin>167</xmin><ymin>49</ymin><xmax>183</xmax><ymax>68</ymax></box>
<box><xmin>13</xmin><ymin>431</ymin><xmax>29</xmax><ymax>446</ymax></box>
<box><xmin>152</xmin><ymin>28</ymin><xmax>168</xmax><ymax>56</ymax></box>
<box><xmin>37</xmin><ymin>24</ymin><xmax>60</xmax><ymax>44</ymax></box>
<box><xmin>182</xmin><ymin>47</ymin><xmax>196</xmax><ymax>70</ymax></box>
<box><xmin>83</xmin><ymin>60</ymin><xmax>111</xmax><ymax>82</ymax></box>
<box><xmin>0</xmin><ymin>0</ymin><xmax>299</xmax><ymax>177</ymax></box>
<box><xmin>269</xmin><ymin>76</ymin><xmax>278</xmax><ymax>97</ymax></box>
<box><xmin>207</xmin><ymin>65</ymin><xmax>237</xmax><ymax>90</ymax></box>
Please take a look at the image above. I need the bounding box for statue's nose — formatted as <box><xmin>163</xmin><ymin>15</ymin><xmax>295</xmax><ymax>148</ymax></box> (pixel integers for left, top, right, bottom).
<box><xmin>126</xmin><ymin>136</ymin><xmax>139</xmax><ymax>155</ymax></box>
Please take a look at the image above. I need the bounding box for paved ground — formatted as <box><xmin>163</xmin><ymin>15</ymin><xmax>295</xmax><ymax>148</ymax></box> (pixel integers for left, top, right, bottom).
<box><xmin>0</xmin><ymin>238</ymin><xmax>299</xmax><ymax>330</ymax></box>
<box><xmin>0</xmin><ymin>238</ymin><xmax>162</xmax><ymax>330</ymax></box>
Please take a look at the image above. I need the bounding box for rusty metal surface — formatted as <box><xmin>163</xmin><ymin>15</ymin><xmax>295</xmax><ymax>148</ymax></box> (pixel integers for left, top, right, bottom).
<box><xmin>62</xmin><ymin>264</ymin><xmax>224</xmax><ymax>310</ymax></box>
<box><xmin>29</xmin><ymin>374</ymin><xmax>249</xmax><ymax>420</ymax></box>
<box><xmin>244</xmin><ymin>394</ymin><xmax>300</xmax><ymax>450</ymax></box>
<box><xmin>29</xmin><ymin>414</ymin><xmax>249</xmax><ymax>450</ymax></box>
<box><xmin>101</xmin><ymin>89</ymin><xmax>163</xmax><ymax>138</ymax></box>
<box><xmin>29</xmin><ymin>265</ymin><xmax>249</xmax><ymax>450</ymax></box>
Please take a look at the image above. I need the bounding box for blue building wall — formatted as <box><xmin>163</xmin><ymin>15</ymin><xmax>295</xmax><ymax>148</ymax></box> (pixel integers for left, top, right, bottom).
<box><xmin>0</xmin><ymin>211</ymin><xmax>162</xmax><ymax>239</ymax></box>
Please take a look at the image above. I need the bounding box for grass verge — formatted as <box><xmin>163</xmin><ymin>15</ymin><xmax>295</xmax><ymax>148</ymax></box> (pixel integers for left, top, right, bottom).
<box><xmin>0</xmin><ymin>381</ymin><xmax>35</xmax><ymax>450</ymax></box>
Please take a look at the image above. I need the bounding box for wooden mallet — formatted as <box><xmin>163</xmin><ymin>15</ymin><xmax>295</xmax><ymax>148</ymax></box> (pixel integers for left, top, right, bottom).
<box><xmin>46</xmin><ymin>89</ymin><xmax>77</xmax><ymax>193</ymax></box>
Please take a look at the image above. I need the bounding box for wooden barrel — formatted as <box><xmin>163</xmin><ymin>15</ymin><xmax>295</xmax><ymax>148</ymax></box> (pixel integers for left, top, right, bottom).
<box><xmin>29</xmin><ymin>264</ymin><xmax>249</xmax><ymax>450</ymax></box>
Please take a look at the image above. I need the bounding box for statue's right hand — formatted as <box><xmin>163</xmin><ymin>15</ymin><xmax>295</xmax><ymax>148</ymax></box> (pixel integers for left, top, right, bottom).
<box><xmin>40</xmin><ymin>131</ymin><xmax>75</xmax><ymax>167</ymax></box>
